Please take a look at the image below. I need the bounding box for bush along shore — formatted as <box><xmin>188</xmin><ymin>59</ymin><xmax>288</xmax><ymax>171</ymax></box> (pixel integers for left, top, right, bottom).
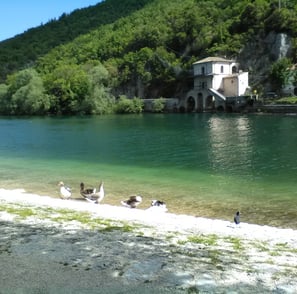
<box><xmin>0</xmin><ymin>189</ymin><xmax>297</xmax><ymax>293</ymax></box>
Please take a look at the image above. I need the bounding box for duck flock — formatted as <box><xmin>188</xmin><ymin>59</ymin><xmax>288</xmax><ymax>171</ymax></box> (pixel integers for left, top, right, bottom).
<box><xmin>58</xmin><ymin>181</ymin><xmax>168</xmax><ymax>212</ymax></box>
<box><xmin>58</xmin><ymin>181</ymin><xmax>241</xmax><ymax>222</ymax></box>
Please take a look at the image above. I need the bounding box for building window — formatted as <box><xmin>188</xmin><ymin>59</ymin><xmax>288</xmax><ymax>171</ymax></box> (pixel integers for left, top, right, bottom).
<box><xmin>201</xmin><ymin>67</ymin><xmax>205</xmax><ymax>75</ymax></box>
<box><xmin>220</xmin><ymin>65</ymin><xmax>224</xmax><ymax>73</ymax></box>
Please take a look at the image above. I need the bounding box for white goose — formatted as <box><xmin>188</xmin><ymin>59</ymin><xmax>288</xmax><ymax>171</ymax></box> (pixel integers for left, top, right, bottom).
<box><xmin>121</xmin><ymin>195</ymin><xmax>142</xmax><ymax>208</ymax></box>
<box><xmin>80</xmin><ymin>181</ymin><xmax>104</xmax><ymax>204</ymax></box>
<box><xmin>58</xmin><ymin>181</ymin><xmax>72</xmax><ymax>199</ymax></box>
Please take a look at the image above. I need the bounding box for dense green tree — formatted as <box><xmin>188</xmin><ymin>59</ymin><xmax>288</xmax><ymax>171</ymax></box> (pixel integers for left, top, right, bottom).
<box><xmin>270</xmin><ymin>58</ymin><xmax>292</xmax><ymax>92</ymax></box>
<box><xmin>43</xmin><ymin>64</ymin><xmax>90</xmax><ymax>114</ymax></box>
<box><xmin>0</xmin><ymin>84</ymin><xmax>9</xmax><ymax>113</ymax></box>
<box><xmin>0</xmin><ymin>69</ymin><xmax>50</xmax><ymax>115</ymax></box>
<box><xmin>84</xmin><ymin>64</ymin><xmax>115</xmax><ymax>114</ymax></box>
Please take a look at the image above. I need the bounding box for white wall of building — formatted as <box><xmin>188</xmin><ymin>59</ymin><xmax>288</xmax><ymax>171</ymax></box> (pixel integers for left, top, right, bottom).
<box><xmin>187</xmin><ymin>57</ymin><xmax>249</xmax><ymax>111</ymax></box>
<box><xmin>237</xmin><ymin>72</ymin><xmax>249</xmax><ymax>96</ymax></box>
<box><xmin>223</xmin><ymin>77</ymin><xmax>238</xmax><ymax>97</ymax></box>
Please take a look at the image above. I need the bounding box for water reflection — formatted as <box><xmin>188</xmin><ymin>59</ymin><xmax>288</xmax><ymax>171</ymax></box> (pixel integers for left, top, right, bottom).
<box><xmin>208</xmin><ymin>115</ymin><xmax>253</xmax><ymax>175</ymax></box>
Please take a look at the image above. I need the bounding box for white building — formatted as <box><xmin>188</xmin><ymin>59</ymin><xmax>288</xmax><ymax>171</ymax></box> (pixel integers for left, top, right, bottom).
<box><xmin>183</xmin><ymin>57</ymin><xmax>249</xmax><ymax>112</ymax></box>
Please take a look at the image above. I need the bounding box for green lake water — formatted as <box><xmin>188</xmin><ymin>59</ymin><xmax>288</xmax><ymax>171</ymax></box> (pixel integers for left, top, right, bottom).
<box><xmin>1</xmin><ymin>113</ymin><xmax>297</xmax><ymax>229</ymax></box>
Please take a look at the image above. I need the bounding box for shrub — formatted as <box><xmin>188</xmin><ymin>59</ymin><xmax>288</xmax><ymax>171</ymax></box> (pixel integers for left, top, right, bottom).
<box><xmin>115</xmin><ymin>95</ymin><xmax>144</xmax><ymax>113</ymax></box>
<box><xmin>152</xmin><ymin>98</ymin><xmax>165</xmax><ymax>113</ymax></box>
<box><xmin>275</xmin><ymin>96</ymin><xmax>297</xmax><ymax>104</ymax></box>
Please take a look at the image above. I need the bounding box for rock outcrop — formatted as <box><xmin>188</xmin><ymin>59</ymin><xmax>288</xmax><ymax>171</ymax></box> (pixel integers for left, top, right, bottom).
<box><xmin>238</xmin><ymin>32</ymin><xmax>292</xmax><ymax>91</ymax></box>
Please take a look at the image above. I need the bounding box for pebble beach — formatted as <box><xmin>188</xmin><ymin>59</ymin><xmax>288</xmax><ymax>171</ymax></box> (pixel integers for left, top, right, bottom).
<box><xmin>0</xmin><ymin>188</ymin><xmax>297</xmax><ymax>293</ymax></box>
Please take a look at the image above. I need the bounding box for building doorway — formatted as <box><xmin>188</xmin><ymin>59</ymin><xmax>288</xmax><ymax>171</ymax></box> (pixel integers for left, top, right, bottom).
<box><xmin>187</xmin><ymin>96</ymin><xmax>195</xmax><ymax>112</ymax></box>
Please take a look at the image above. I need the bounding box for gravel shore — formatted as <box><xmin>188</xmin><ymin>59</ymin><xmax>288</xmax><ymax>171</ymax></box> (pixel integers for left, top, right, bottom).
<box><xmin>0</xmin><ymin>189</ymin><xmax>297</xmax><ymax>293</ymax></box>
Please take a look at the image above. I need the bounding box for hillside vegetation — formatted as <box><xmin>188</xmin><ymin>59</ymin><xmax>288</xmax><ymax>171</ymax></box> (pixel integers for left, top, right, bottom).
<box><xmin>0</xmin><ymin>0</ymin><xmax>151</xmax><ymax>82</ymax></box>
<box><xmin>0</xmin><ymin>0</ymin><xmax>297</xmax><ymax>115</ymax></box>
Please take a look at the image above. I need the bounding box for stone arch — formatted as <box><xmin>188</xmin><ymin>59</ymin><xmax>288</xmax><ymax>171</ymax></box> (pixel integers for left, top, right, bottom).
<box><xmin>217</xmin><ymin>105</ymin><xmax>225</xmax><ymax>112</ymax></box>
<box><xmin>187</xmin><ymin>96</ymin><xmax>195</xmax><ymax>112</ymax></box>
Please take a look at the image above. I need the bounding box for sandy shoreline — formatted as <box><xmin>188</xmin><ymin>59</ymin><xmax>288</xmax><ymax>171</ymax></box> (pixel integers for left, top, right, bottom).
<box><xmin>0</xmin><ymin>188</ymin><xmax>297</xmax><ymax>293</ymax></box>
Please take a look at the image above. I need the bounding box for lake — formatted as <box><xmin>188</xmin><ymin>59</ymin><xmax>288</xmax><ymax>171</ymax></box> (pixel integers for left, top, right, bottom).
<box><xmin>1</xmin><ymin>113</ymin><xmax>297</xmax><ymax>229</ymax></box>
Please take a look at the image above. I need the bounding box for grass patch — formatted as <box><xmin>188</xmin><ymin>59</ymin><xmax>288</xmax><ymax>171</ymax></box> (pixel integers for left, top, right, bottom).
<box><xmin>273</xmin><ymin>243</ymin><xmax>297</xmax><ymax>255</ymax></box>
<box><xmin>50</xmin><ymin>210</ymin><xmax>92</xmax><ymax>224</ymax></box>
<box><xmin>186</xmin><ymin>286</ymin><xmax>199</xmax><ymax>293</ymax></box>
<box><xmin>265</xmin><ymin>258</ymin><xmax>275</xmax><ymax>265</ymax></box>
<box><xmin>177</xmin><ymin>239</ymin><xmax>187</xmax><ymax>245</ymax></box>
<box><xmin>274</xmin><ymin>242</ymin><xmax>290</xmax><ymax>252</ymax></box>
<box><xmin>208</xmin><ymin>249</ymin><xmax>222</xmax><ymax>268</ymax></box>
<box><xmin>225</xmin><ymin>237</ymin><xmax>244</xmax><ymax>251</ymax></box>
<box><xmin>100</xmin><ymin>222</ymin><xmax>135</xmax><ymax>233</ymax></box>
<box><xmin>271</xmin><ymin>266</ymin><xmax>296</xmax><ymax>280</ymax></box>
<box><xmin>0</xmin><ymin>204</ymin><xmax>37</xmax><ymax>219</ymax></box>
<box><xmin>0</xmin><ymin>202</ymin><xmax>139</xmax><ymax>234</ymax></box>
<box><xmin>249</xmin><ymin>241</ymin><xmax>270</xmax><ymax>252</ymax></box>
<box><xmin>165</xmin><ymin>234</ymin><xmax>175</xmax><ymax>241</ymax></box>
<box><xmin>187</xmin><ymin>234</ymin><xmax>218</xmax><ymax>246</ymax></box>
<box><xmin>274</xmin><ymin>96</ymin><xmax>297</xmax><ymax>104</ymax></box>
<box><xmin>269</xmin><ymin>251</ymin><xmax>280</xmax><ymax>257</ymax></box>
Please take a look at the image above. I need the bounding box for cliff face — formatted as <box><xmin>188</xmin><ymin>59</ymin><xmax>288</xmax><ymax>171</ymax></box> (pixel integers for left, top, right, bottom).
<box><xmin>238</xmin><ymin>32</ymin><xmax>292</xmax><ymax>92</ymax></box>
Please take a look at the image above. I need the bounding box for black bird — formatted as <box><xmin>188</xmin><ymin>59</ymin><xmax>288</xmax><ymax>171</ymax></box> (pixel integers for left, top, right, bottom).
<box><xmin>234</xmin><ymin>211</ymin><xmax>240</xmax><ymax>224</ymax></box>
<box><xmin>151</xmin><ymin>200</ymin><xmax>166</xmax><ymax>207</ymax></box>
<box><xmin>121</xmin><ymin>195</ymin><xmax>142</xmax><ymax>208</ymax></box>
<box><xmin>148</xmin><ymin>199</ymin><xmax>168</xmax><ymax>212</ymax></box>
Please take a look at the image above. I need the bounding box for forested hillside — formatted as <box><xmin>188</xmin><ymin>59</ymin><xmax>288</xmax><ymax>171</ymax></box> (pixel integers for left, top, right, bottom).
<box><xmin>0</xmin><ymin>0</ymin><xmax>297</xmax><ymax>115</ymax></box>
<box><xmin>0</xmin><ymin>0</ymin><xmax>151</xmax><ymax>81</ymax></box>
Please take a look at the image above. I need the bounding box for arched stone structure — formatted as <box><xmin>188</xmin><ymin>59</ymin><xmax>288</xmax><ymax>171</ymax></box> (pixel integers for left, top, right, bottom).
<box><xmin>217</xmin><ymin>105</ymin><xmax>225</xmax><ymax>112</ymax></box>
<box><xmin>187</xmin><ymin>96</ymin><xmax>195</xmax><ymax>112</ymax></box>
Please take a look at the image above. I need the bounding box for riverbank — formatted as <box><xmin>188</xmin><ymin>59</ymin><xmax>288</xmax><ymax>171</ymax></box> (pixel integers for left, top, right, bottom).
<box><xmin>0</xmin><ymin>188</ymin><xmax>297</xmax><ymax>293</ymax></box>
<box><xmin>255</xmin><ymin>103</ymin><xmax>297</xmax><ymax>114</ymax></box>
